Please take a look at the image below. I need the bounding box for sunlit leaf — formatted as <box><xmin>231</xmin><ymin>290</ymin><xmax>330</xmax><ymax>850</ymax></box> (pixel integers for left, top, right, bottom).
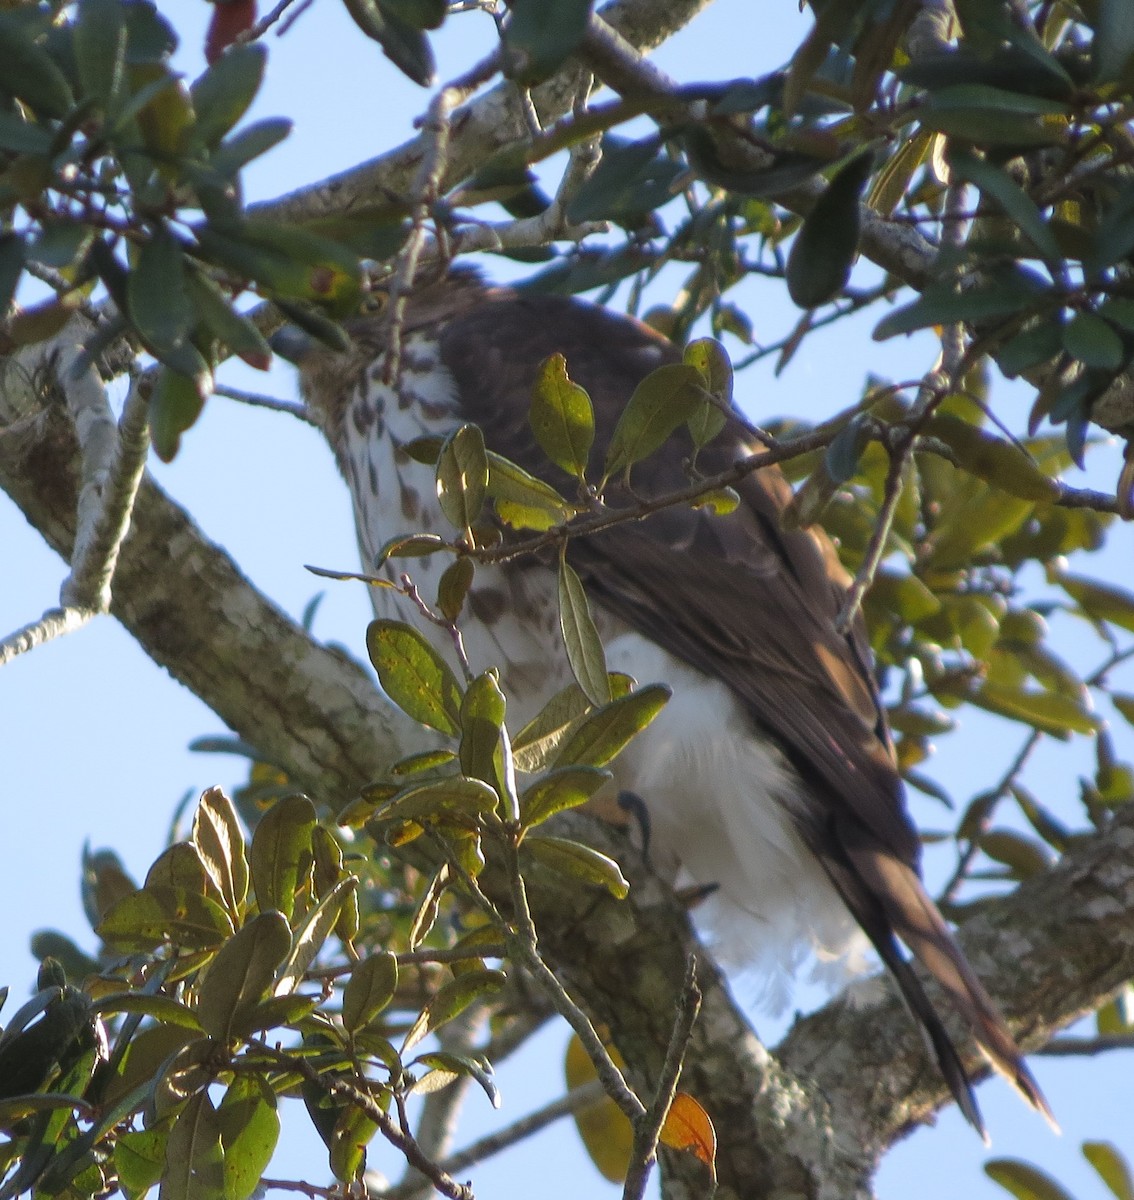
<box><xmin>196</xmin><ymin>912</ymin><xmax>292</xmax><ymax>1042</ymax></box>
<box><xmin>524</xmin><ymin>835</ymin><xmax>630</xmax><ymax>897</ymax></box>
<box><xmin>366</xmin><ymin>619</ymin><xmax>463</xmax><ymax>735</ymax></box>
<box><xmin>342</xmin><ymin>952</ymin><xmax>399</xmax><ymax>1033</ymax></box>
<box><xmin>558</xmin><ymin>557</ymin><xmax>611</xmax><ymax>707</ymax></box>
<box><xmin>553</xmin><ymin>685</ymin><xmax>670</xmax><ymax>768</ymax></box>
<box><xmin>530</xmin><ymin>353</ymin><xmax>594</xmax><ymax>479</ymax></box>
<box><xmin>603</xmin><ymin>363</ymin><xmax>705</xmax><ymax>479</ymax></box>
<box><xmin>401</xmin><ymin>969</ymin><xmax>507</xmax><ymax>1053</ymax></box>
<box><xmin>660</xmin><ymin>1092</ymin><xmax>717</xmax><ymax>1172</ymax></box>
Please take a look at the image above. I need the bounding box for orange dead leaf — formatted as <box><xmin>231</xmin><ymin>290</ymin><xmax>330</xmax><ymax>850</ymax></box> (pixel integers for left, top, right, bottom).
<box><xmin>660</xmin><ymin>1092</ymin><xmax>717</xmax><ymax>1174</ymax></box>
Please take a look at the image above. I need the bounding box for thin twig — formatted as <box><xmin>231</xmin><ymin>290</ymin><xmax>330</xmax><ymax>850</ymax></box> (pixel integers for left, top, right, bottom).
<box><xmin>247</xmin><ymin>1039</ymin><xmax>474</xmax><ymax>1200</ymax></box>
<box><xmin>380</xmin><ymin>1080</ymin><xmax>607</xmax><ymax>1199</ymax></box>
<box><xmin>214</xmin><ymin>383</ymin><xmax>317</xmax><ymax>424</ymax></box>
<box><xmin>1034</xmin><ymin>1033</ymin><xmax>1134</xmax><ymax>1057</ymax></box>
<box><xmin>385</xmin><ymin>51</ymin><xmax>503</xmax><ymax>383</ymax></box>
<box><xmin>834</xmin><ymin>433</ymin><xmax>911</xmax><ymax>634</ymax></box>
<box><xmin>499</xmin><ymin>840</ymin><xmax>645</xmax><ymax>1124</ymax></box>
<box><xmin>0</xmin><ymin>608</ymin><xmax>95</xmax><ymax>668</ymax></box>
<box><xmin>258</xmin><ymin>1178</ymin><xmax>340</xmax><ymax>1198</ymax></box>
<box><xmin>940</xmin><ymin>729</ymin><xmax>1044</xmax><ymax>905</ymax></box>
<box><xmin>623</xmin><ymin>956</ymin><xmax>702</xmax><ymax>1200</ymax></box>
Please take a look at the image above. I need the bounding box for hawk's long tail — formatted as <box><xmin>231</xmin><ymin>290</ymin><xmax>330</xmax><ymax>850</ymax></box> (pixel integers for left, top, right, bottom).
<box><xmin>818</xmin><ymin>825</ymin><xmax>1055</xmax><ymax>1140</ymax></box>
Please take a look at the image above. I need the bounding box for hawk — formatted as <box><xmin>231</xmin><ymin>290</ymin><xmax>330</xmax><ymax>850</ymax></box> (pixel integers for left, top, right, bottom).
<box><xmin>288</xmin><ymin>266</ymin><xmax>1050</xmax><ymax>1136</ymax></box>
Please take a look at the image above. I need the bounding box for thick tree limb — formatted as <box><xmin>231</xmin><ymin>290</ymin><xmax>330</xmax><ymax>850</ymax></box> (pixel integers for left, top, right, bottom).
<box><xmin>0</xmin><ymin>356</ymin><xmax>413</xmax><ymax>807</ymax></box>
<box><xmin>253</xmin><ymin>0</ymin><xmax>714</xmax><ymax>226</ymax></box>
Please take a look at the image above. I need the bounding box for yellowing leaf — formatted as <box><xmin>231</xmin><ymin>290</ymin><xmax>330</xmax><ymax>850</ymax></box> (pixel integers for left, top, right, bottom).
<box><xmin>986</xmin><ymin>1159</ymin><xmax>1076</xmax><ymax>1200</ymax></box>
<box><xmin>530</xmin><ymin>353</ymin><xmax>594</xmax><ymax>478</ymax></box>
<box><xmin>366</xmin><ymin>619</ymin><xmax>463</xmax><ymax>735</ymax></box>
<box><xmin>565</xmin><ymin>1033</ymin><xmax>632</xmax><ymax>1183</ymax></box>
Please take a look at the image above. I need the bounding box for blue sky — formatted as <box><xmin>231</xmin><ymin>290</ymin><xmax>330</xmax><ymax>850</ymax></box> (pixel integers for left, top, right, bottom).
<box><xmin>2</xmin><ymin>2</ymin><xmax>1133</xmax><ymax>1197</ymax></box>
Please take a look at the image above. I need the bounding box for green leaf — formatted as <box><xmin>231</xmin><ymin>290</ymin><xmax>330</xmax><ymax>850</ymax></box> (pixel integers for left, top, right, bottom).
<box><xmin>918</xmin><ymin>85</ymin><xmax>1068</xmax><ymax>145</ymax></box>
<box><xmin>985</xmin><ymin>1159</ymin><xmax>1076</xmax><ymax>1200</ymax></box>
<box><xmin>195</xmin><ymin>220</ymin><xmax>361</xmax><ymax>313</ymax></box>
<box><xmin>950</xmin><ymin>151</ymin><xmax>1062</xmax><ymax>262</ymax></box>
<box><xmin>164</xmin><ymin>1090</ymin><xmax>225</xmax><ymax>1200</ymax></box>
<box><xmin>978</xmin><ymin>828</ymin><xmax>1051</xmax><ymax>879</ymax></box>
<box><xmin>376</xmin><ymin>532</ymin><xmax>449</xmax><ymax>563</ymax></box>
<box><xmin>191</xmin><ymin>43</ymin><xmax>266</xmax><ymax>148</ymax></box>
<box><xmin>401</xmin><ymin>969</ymin><xmax>507</xmax><ymax>1053</ymax></box>
<box><xmin>603</xmin><ymin>363</ymin><xmax>705</xmax><ymax>479</ymax></box>
<box><xmin>436</xmin><ymin>422</ymin><xmax>489</xmax><ymax>532</ymax></box>
<box><xmin>436</xmin><ymin>557</ymin><xmax>474</xmax><ymax>621</ymax></box>
<box><xmin>192</xmin><ymin>787</ymin><xmax>249</xmax><ymax>918</ymax></box>
<box><xmin>409</xmin><ymin>865</ymin><xmax>448</xmax><ymax>948</ymax></box>
<box><xmin>327</xmin><ymin>1101</ymin><xmax>380</xmax><ymax>1182</ymax></box>
<box><xmin>98</xmin><ymin>886</ymin><xmax>234</xmax><ymax>952</ymax></box>
<box><xmin>522</xmin><ymin>836</ymin><xmax>630</xmax><ymax>898</ymax></box>
<box><xmin>116</xmin><ymin>1125</ymin><xmax>169</xmax><ymax>1195</ymax></box>
<box><xmin>0</xmin><ymin>14</ymin><xmax>74</xmax><ymax>118</ymax></box>
<box><xmin>1062</xmin><ymin>312</ymin><xmax>1126</xmax><ymax>371</ymax></box>
<box><xmin>149</xmin><ymin>366</ymin><xmax>208</xmax><ymax>463</ymax></box>
<box><xmin>683</xmin><ymin>338</ymin><xmax>731</xmax><ymax>447</ymax></box>
<box><xmin>504</xmin><ymin>0</ymin><xmax>592</xmax><ymax>84</ymax></box>
<box><xmin>459</xmin><ymin>670</ymin><xmax>509</xmax><ymax>793</ymax></box>
<box><xmin>558</xmin><ymin>556</ymin><xmax>611</xmax><ymax>706</ymax></box>
<box><xmin>146</xmin><ymin>841</ymin><xmax>221</xmax><ymax>901</ymax></box>
<box><xmin>874</xmin><ymin>272</ymin><xmax>1049</xmax><ymax>340</ymax></box>
<box><xmin>553</xmin><ymin>684</ymin><xmax>670</xmax><ymax>767</ymax></box>
<box><xmin>511</xmin><ymin>681</ymin><xmax>598</xmax><ymax>773</ymax></box>
<box><xmin>369</xmin><ymin>776</ymin><xmax>500</xmax><ymax>826</ymax></box>
<box><xmin>342</xmin><ymin>952</ymin><xmax>399</xmax><ymax>1033</ymax></box>
<box><xmin>1057</xmin><ymin>572</ymin><xmax>1134</xmax><ymax>633</ymax></box>
<box><xmin>413</xmin><ymin>1051</ymin><xmax>500</xmax><ymax>1107</ymax></box>
<box><xmin>129</xmin><ymin>231</ymin><xmax>198</xmax><ymax>365</ymax></box>
<box><xmin>1084</xmin><ymin>1142</ymin><xmax>1134</xmax><ymax>1200</ymax></box>
<box><xmin>234</xmin><ymin>992</ymin><xmax>320</xmax><ymax>1034</ymax></box>
<box><xmin>486</xmin><ymin>450</ymin><xmax>575</xmax><ymax>530</ymax></box>
<box><xmin>0</xmin><ymin>111</ymin><xmax>52</xmax><ymax>154</ymax></box>
<box><xmin>185</xmin><ymin>266</ymin><xmax>273</xmax><ymax>370</ymax></box>
<box><xmin>566</xmin><ymin>134</ymin><xmax>683</xmax><ymax>225</ymax></box>
<box><xmin>74</xmin><ymin>0</ymin><xmax>126</xmax><ymax>108</ymax></box>
<box><xmin>998</xmin><ymin>322</ymin><xmax>1063</xmax><ymax>377</ymax></box>
<box><xmin>275</xmin><ymin>877</ymin><xmax>358</xmax><ymax>996</ymax></box>
<box><xmin>92</xmin><ymin>992</ymin><xmax>202</xmax><ymax>1031</ymax></box>
<box><xmin>344</xmin><ymin>0</ymin><xmax>436</xmax><ymax>86</ymax></box>
<box><xmin>391</xmin><ymin>748</ymin><xmax>458</xmax><ymax>776</ymax></box>
<box><xmin>249</xmin><ymin>794</ymin><xmax>316</xmax><ymax>920</ymax></box>
<box><xmin>519</xmin><ymin>765</ymin><xmax>611</xmax><ymax>829</ymax></box>
<box><xmin>923</xmin><ymin>412</ymin><xmax>1058</xmax><ymax>500</ymax></box>
<box><xmin>825</xmin><ymin>414</ymin><xmax>873</xmax><ymax>484</ymax></box>
<box><xmin>1094</xmin><ymin>0</ymin><xmax>1134</xmax><ymax>84</ymax></box>
<box><xmin>312</xmin><ymin>825</ymin><xmax>358</xmax><ymax>946</ymax></box>
<box><xmin>366</xmin><ymin>619</ymin><xmax>463</xmax><ymax>735</ymax></box>
<box><xmin>211</xmin><ymin>116</ymin><xmax>293</xmax><ymax>176</ymax></box>
<box><xmin>217</xmin><ymin>1078</ymin><xmax>279</xmax><ymax>1200</ymax></box>
<box><xmin>381</xmin><ymin>0</ymin><xmax>447</xmax><ymax>29</ymax></box>
<box><xmin>1113</xmin><ymin>694</ymin><xmax>1134</xmax><ymax>727</ymax></box>
<box><xmin>530</xmin><ymin>353</ymin><xmax>595</xmax><ymax>479</ymax></box>
<box><xmin>787</xmin><ymin>151</ymin><xmax>873</xmax><ymax>308</ymax></box>
<box><xmin>196</xmin><ymin>913</ymin><xmax>292</xmax><ymax>1042</ymax></box>
<box><xmin>970</xmin><ymin>681</ymin><xmax>1099</xmax><ymax>736</ymax></box>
